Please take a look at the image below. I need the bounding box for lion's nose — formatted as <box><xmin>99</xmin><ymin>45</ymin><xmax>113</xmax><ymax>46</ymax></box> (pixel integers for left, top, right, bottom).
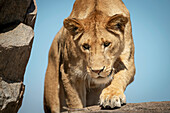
<box><xmin>91</xmin><ymin>66</ymin><xmax>105</xmax><ymax>74</ymax></box>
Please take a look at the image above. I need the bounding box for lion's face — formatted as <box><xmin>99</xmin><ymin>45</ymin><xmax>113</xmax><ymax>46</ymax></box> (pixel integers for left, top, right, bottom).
<box><xmin>64</xmin><ymin>12</ymin><xmax>128</xmax><ymax>84</ymax></box>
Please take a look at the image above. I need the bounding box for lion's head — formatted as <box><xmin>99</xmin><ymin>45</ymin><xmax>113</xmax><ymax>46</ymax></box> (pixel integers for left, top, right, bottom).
<box><xmin>63</xmin><ymin>10</ymin><xmax>128</xmax><ymax>84</ymax></box>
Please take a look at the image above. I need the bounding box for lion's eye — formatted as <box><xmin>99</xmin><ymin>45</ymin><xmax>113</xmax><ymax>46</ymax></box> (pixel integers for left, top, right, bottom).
<box><xmin>116</xmin><ymin>23</ymin><xmax>122</xmax><ymax>29</ymax></box>
<box><xmin>104</xmin><ymin>42</ymin><xmax>111</xmax><ymax>48</ymax></box>
<box><xmin>82</xmin><ymin>44</ymin><xmax>90</xmax><ymax>50</ymax></box>
<box><xmin>73</xmin><ymin>26</ymin><xmax>78</xmax><ymax>31</ymax></box>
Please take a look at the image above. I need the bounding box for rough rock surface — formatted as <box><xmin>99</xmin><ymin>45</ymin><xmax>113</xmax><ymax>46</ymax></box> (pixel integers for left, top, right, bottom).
<box><xmin>0</xmin><ymin>0</ymin><xmax>37</xmax><ymax>112</ymax></box>
<box><xmin>62</xmin><ymin>101</ymin><xmax>170</xmax><ymax>113</ymax></box>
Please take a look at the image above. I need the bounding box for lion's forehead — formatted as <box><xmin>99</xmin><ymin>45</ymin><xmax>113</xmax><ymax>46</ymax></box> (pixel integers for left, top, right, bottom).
<box><xmin>78</xmin><ymin>28</ymin><xmax>118</xmax><ymax>46</ymax></box>
<box><xmin>69</xmin><ymin>0</ymin><xmax>129</xmax><ymax>19</ymax></box>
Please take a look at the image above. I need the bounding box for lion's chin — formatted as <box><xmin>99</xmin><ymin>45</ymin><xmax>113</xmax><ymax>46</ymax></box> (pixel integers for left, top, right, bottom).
<box><xmin>89</xmin><ymin>69</ymin><xmax>114</xmax><ymax>84</ymax></box>
<box><xmin>92</xmin><ymin>73</ymin><xmax>113</xmax><ymax>84</ymax></box>
<box><xmin>91</xmin><ymin>76</ymin><xmax>113</xmax><ymax>84</ymax></box>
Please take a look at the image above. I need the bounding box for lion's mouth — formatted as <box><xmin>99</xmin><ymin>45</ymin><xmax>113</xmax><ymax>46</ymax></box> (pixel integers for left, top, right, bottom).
<box><xmin>91</xmin><ymin>69</ymin><xmax>114</xmax><ymax>84</ymax></box>
<box><xmin>97</xmin><ymin>69</ymin><xmax>113</xmax><ymax>79</ymax></box>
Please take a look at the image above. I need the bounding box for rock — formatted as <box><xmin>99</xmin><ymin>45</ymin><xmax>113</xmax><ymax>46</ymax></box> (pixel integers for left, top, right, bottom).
<box><xmin>24</xmin><ymin>0</ymin><xmax>37</xmax><ymax>28</ymax></box>
<box><xmin>0</xmin><ymin>0</ymin><xmax>37</xmax><ymax>112</ymax></box>
<box><xmin>0</xmin><ymin>0</ymin><xmax>30</xmax><ymax>32</ymax></box>
<box><xmin>0</xmin><ymin>23</ymin><xmax>34</xmax><ymax>82</ymax></box>
<box><xmin>0</xmin><ymin>79</ymin><xmax>25</xmax><ymax>113</ymax></box>
<box><xmin>62</xmin><ymin>101</ymin><xmax>170</xmax><ymax>113</ymax></box>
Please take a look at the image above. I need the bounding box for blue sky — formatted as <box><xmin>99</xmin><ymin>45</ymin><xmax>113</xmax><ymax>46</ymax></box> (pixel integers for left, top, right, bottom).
<box><xmin>19</xmin><ymin>0</ymin><xmax>170</xmax><ymax>113</ymax></box>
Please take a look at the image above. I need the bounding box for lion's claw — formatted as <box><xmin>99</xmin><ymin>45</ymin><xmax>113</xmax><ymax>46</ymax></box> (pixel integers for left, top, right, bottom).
<box><xmin>99</xmin><ymin>89</ymin><xmax>126</xmax><ymax>108</ymax></box>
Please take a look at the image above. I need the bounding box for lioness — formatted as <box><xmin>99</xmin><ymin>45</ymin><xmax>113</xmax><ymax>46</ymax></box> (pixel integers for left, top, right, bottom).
<box><xmin>44</xmin><ymin>0</ymin><xmax>135</xmax><ymax>112</ymax></box>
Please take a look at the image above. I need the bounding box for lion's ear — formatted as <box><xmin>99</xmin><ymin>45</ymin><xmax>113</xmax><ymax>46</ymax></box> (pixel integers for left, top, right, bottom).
<box><xmin>63</xmin><ymin>18</ymin><xmax>83</xmax><ymax>36</ymax></box>
<box><xmin>106</xmin><ymin>14</ymin><xmax>128</xmax><ymax>32</ymax></box>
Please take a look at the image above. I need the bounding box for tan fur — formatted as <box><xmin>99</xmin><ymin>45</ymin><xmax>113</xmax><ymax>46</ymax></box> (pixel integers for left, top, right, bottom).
<box><xmin>44</xmin><ymin>0</ymin><xmax>135</xmax><ymax>112</ymax></box>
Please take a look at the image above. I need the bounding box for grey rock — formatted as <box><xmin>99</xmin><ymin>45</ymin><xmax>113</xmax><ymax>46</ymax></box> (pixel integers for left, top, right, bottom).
<box><xmin>0</xmin><ymin>23</ymin><xmax>34</xmax><ymax>48</ymax></box>
<box><xmin>0</xmin><ymin>79</ymin><xmax>25</xmax><ymax>113</ymax></box>
<box><xmin>0</xmin><ymin>0</ymin><xmax>31</xmax><ymax>27</ymax></box>
<box><xmin>24</xmin><ymin>0</ymin><xmax>37</xmax><ymax>28</ymax></box>
<box><xmin>62</xmin><ymin>101</ymin><xmax>170</xmax><ymax>113</ymax></box>
<box><xmin>0</xmin><ymin>23</ymin><xmax>34</xmax><ymax>82</ymax></box>
<box><xmin>0</xmin><ymin>23</ymin><xmax>34</xmax><ymax>112</ymax></box>
<box><xmin>0</xmin><ymin>0</ymin><xmax>37</xmax><ymax>112</ymax></box>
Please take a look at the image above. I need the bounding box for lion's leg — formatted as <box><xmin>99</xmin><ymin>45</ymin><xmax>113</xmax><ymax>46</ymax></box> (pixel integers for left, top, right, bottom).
<box><xmin>44</xmin><ymin>57</ymin><xmax>60</xmax><ymax>113</ymax></box>
<box><xmin>60</xmin><ymin>64</ymin><xmax>83</xmax><ymax>109</ymax></box>
<box><xmin>99</xmin><ymin>58</ymin><xmax>135</xmax><ymax>108</ymax></box>
<box><xmin>44</xmin><ymin>36</ymin><xmax>62</xmax><ymax>113</ymax></box>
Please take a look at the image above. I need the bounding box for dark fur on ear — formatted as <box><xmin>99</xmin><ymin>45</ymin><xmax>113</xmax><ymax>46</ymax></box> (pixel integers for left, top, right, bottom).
<box><xmin>63</xmin><ymin>18</ymin><xmax>83</xmax><ymax>36</ymax></box>
<box><xmin>106</xmin><ymin>14</ymin><xmax>128</xmax><ymax>33</ymax></box>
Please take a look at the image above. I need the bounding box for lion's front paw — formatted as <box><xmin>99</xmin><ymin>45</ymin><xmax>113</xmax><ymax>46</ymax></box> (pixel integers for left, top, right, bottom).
<box><xmin>99</xmin><ymin>88</ymin><xmax>126</xmax><ymax>108</ymax></box>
